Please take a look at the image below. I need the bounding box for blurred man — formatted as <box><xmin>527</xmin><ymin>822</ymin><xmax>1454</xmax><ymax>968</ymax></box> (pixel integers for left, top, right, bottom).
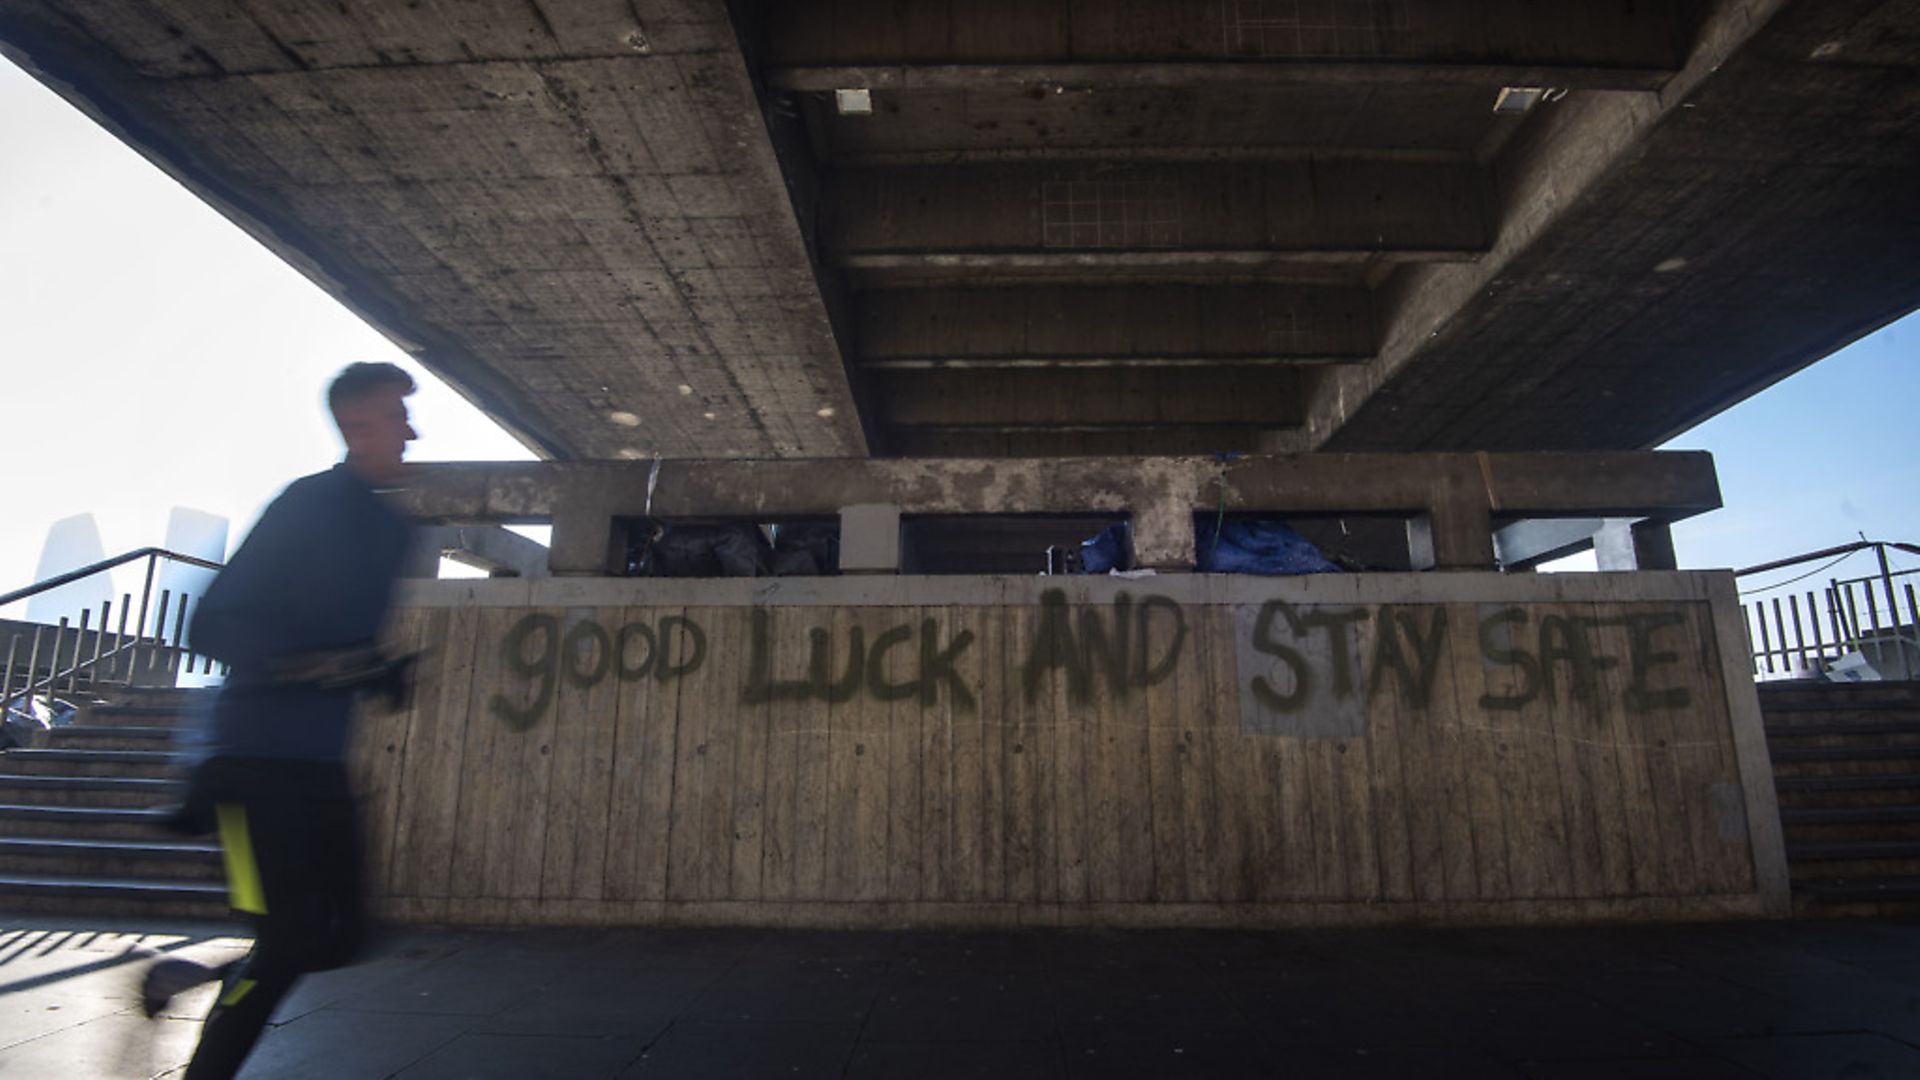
<box><xmin>142</xmin><ymin>362</ymin><xmax>418</xmax><ymax>1079</ymax></box>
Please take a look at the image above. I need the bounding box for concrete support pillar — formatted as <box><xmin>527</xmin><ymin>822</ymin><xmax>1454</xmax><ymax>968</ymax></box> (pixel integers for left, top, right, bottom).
<box><xmin>838</xmin><ymin>503</ymin><xmax>902</xmax><ymax>574</ymax></box>
<box><xmin>549</xmin><ymin>502</ymin><xmax>624</xmax><ymax>576</ymax></box>
<box><xmin>1631</xmin><ymin>519</ymin><xmax>1679</xmax><ymax>570</ymax></box>
<box><xmin>1407</xmin><ymin>458</ymin><xmax>1497</xmax><ymax>570</ymax></box>
<box><xmin>1130</xmin><ymin>498</ymin><xmax>1196</xmax><ymax>572</ymax></box>
<box><xmin>1596</xmin><ymin>518</ymin><xmax>1678</xmax><ymax>571</ymax></box>
<box><xmin>1407</xmin><ymin>503</ymin><xmax>1495</xmax><ymax>570</ymax></box>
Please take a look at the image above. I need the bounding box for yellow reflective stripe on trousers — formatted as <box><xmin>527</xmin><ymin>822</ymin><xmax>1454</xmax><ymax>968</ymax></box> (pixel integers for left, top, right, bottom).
<box><xmin>218</xmin><ymin>977</ymin><xmax>258</xmax><ymax>1007</ymax></box>
<box><xmin>215</xmin><ymin>803</ymin><xmax>268</xmax><ymax>915</ymax></box>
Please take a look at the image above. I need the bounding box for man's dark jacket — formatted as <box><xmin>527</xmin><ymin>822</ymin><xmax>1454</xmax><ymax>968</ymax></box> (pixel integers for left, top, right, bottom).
<box><xmin>189</xmin><ymin>464</ymin><xmax>411</xmax><ymax>762</ymax></box>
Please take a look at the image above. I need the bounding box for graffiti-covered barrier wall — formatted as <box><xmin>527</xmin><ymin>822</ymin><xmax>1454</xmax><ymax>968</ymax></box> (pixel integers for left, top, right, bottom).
<box><xmin>355</xmin><ymin>572</ymin><xmax>1788</xmax><ymax>928</ymax></box>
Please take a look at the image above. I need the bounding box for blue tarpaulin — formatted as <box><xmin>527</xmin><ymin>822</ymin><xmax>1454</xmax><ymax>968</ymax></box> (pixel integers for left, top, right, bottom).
<box><xmin>1197</xmin><ymin>518</ymin><xmax>1341</xmax><ymax>575</ymax></box>
<box><xmin>1079</xmin><ymin>520</ymin><xmax>1342</xmax><ymax>575</ymax></box>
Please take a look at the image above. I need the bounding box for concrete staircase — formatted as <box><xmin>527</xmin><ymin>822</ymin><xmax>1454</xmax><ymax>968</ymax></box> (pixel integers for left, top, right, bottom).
<box><xmin>1764</xmin><ymin>681</ymin><xmax>1920</xmax><ymax>915</ymax></box>
<box><xmin>0</xmin><ymin>686</ymin><xmax>228</xmax><ymax>917</ymax></box>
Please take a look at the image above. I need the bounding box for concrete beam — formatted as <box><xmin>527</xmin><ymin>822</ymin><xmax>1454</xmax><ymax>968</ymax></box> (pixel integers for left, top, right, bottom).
<box><xmin>825</xmin><ymin>161</ymin><xmax>1489</xmax><ymax>265</ymax></box>
<box><xmin>1492</xmin><ymin>517</ymin><xmax>1608</xmax><ymax>570</ymax></box>
<box><xmin>770</xmin><ymin>62</ymin><xmax>1677</xmax><ymax>94</ymax></box>
<box><xmin>879</xmin><ymin>369</ymin><xmax>1306</xmax><ymax>429</ymax></box>
<box><xmin>762</xmin><ymin>1</ymin><xmax>1690</xmax><ymax>82</ymax></box>
<box><xmin>394</xmin><ymin>453</ymin><xmax>1720</xmax><ymax>524</ymax></box>
<box><xmin>885</xmin><ymin>428</ymin><xmax>1295</xmax><ymax>458</ymax></box>
<box><xmin>390</xmin><ymin>451</ymin><xmax>1719</xmax><ymax>574</ymax></box>
<box><xmin>857</xmin><ymin>284</ymin><xmax>1372</xmax><ymax>368</ymax></box>
<box><xmin>405</xmin><ymin>525</ymin><xmax>552</xmax><ymax>579</ymax></box>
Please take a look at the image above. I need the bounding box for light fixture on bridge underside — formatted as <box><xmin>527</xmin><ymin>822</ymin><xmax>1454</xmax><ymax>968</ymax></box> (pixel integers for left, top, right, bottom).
<box><xmin>608</xmin><ymin>410</ymin><xmax>641</xmax><ymax>427</ymax></box>
<box><xmin>1493</xmin><ymin>86</ymin><xmax>1564</xmax><ymax>113</ymax></box>
<box><xmin>835</xmin><ymin>88</ymin><xmax>873</xmax><ymax>115</ymax></box>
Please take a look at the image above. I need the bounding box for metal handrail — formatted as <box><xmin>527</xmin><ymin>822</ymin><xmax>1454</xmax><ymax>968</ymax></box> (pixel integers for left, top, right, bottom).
<box><xmin>2</xmin><ymin>547</ymin><xmax>228</xmax><ymax>713</ymax></box>
<box><xmin>1734</xmin><ymin>540</ymin><xmax>1920</xmax><ymax>580</ymax></box>
<box><xmin>0</xmin><ymin>547</ymin><xmax>223</xmax><ymax>609</ymax></box>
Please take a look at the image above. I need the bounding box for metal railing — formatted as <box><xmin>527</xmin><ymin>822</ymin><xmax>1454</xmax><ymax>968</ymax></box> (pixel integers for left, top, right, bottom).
<box><xmin>1738</xmin><ymin>540</ymin><xmax>1920</xmax><ymax>682</ymax></box>
<box><xmin>1</xmin><ymin>547</ymin><xmax>227</xmax><ymax>712</ymax></box>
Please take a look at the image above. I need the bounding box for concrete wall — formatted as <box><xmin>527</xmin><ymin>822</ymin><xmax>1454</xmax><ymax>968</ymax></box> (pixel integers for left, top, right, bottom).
<box><xmin>356</xmin><ymin>570</ymin><xmax>1787</xmax><ymax>928</ymax></box>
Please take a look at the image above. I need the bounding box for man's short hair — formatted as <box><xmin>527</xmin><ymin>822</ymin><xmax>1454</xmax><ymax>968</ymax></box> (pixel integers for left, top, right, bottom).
<box><xmin>327</xmin><ymin>362</ymin><xmax>416</xmax><ymax>415</ymax></box>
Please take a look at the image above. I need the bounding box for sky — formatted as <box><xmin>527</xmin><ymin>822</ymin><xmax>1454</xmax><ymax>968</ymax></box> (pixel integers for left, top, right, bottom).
<box><xmin>2</xmin><ymin>55</ymin><xmax>1916</xmax><ymax>614</ymax></box>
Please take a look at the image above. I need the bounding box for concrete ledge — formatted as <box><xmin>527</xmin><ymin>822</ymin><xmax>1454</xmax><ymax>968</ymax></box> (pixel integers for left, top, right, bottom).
<box><xmin>374</xmin><ymin>893</ymin><xmax>1775</xmax><ymax>931</ymax></box>
<box><xmin>392</xmin><ymin>569</ymin><xmax>1728</xmax><ymax>610</ymax></box>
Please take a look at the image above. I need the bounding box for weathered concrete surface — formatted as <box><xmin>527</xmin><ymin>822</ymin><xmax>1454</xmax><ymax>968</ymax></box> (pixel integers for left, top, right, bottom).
<box><xmin>354</xmin><ymin>568</ymin><xmax>1787</xmax><ymax>928</ymax></box>
<box><xmin>2</xmin><ymin>1</ymin><xmax>1914</xmax><ymax>458</ymax></box>
<box><xmin>1313</xmin><ymin>0</ymin><xmax>1920</xmax><ymax>450</ymax></box>
<box><xmin>0</xmin><ymin>0</ymin><xmax>870</xmax><ymax>460</ymax></box>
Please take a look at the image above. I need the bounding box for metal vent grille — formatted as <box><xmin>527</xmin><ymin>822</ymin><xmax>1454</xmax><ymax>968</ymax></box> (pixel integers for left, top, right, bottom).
<box><xmin>1041</xmin><ymin>181</ymin><xmax>1181</xmax><ymax>249</ymax></box>
<box><xmin>1224</xmin><ymin>0</ymin><xmax>1410</xmax><ymax>58</ymax></box>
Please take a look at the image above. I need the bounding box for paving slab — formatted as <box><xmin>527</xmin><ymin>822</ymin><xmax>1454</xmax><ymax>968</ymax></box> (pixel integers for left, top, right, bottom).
<box><xmin>0</xmin><ymin>915</ymin><xmax>1918</xmax><ymax>1078</ymax></box>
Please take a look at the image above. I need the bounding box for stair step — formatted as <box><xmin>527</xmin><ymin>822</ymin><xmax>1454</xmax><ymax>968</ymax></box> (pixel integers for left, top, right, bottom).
<box><xmin>0</xmin><ymin>775</ymin><xmax>178</xmax><ymax>808</ymax></box>
<box><xmin>1776</xmin><ymin>772</ymin><xmax>1920</xmax><ymax>793</ymax></box>
<box><xmin>36</xmin><ymin>726</ymin><xmax>178</xmax><ymax>752</ymax></box>
<box><xmin>1766</xmin><ymin>721</ymin><xmax>1920</xmax><ymax>739</ymax></box>
<box><xmin>1768</xmin><ymin>745</ymin><xmax>1920</xmax><ymax>764</ymax></box>
<box><xmin>76</xmin><ymin>703</ymin><xmax>199</xmax><ymax>729</ymax></box>
<box><xmin>1794</xmin><ymin>876</ymin><xmax>1920</xmax><ymax>902</ymax></box>
<box><xmin>0</xmin><ymin>836</ymin><xmax>222</xmax><ymax>881</ymax></box>
<box><xmin>0</xmin><ymin>803</ymin><xmax>169</xmax><ymax>825</ymax></box>
<box><xmin>0</xmin><ymin>748</ymin><xmax>182</xmax><ymax>779</ymax></box>
<box><xmin>0</xmin><ymin>873</ymin><xmax>228</xmax><ymax>917</ymax></box>
<box><xmin>1761</xmin><ymin>698</ymin><xmax>1920</xmax><ymax>714</ymax></box>
<box><xmin>1781</xmin><ymin>805</ymin><xmax>1920</xmax><ymax>826</ymax></box>
<box><xmin>1785</xmin><ymin>840</ymin><xmax>1920</xmax><ymax>862</ymax></box>
<box><xmin>0</xmin><ymin>803</ymin><xmax>181</xmax><ymax>840</ymax></box>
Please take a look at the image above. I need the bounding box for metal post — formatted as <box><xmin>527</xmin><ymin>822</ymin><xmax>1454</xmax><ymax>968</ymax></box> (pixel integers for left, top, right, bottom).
<box><xmin>1827</xmin><ymin>584</ymin><xmax>1847</xmax><ymax>655</ymax></box>
<box><xmin>135</xmin><ymin>553</ymin><xmax>157</xmax><ymax>641</ymax></box>
<box><xmin>115</xmin><ymin>593</ymin><xmax>132</xmax><ymax>685</ymax></box>
<box><xmin>68</xmin><ymin>610</ymin><xmax>91</xmax><ymax>694</ymax></box>
<box><xmin>1906</xmin><ymin>582</ymin><xmax>1920</xmax><ymax>681</ymax></box>
<box><xmin>2</xmin><ymin>634</ymin><xmax>18</xmax><ymax>707</ymax></box>
<box><xmin>148</xmin><ymin>591</ymin><xmax>172</xmax><ymax>675</ymax></box>
<box><xmin>23</xmin><ymin>626</ymin><xmax>45</xmax><ymax>705</ymax></box>
<box><xmin>169</xmin><ymin>594</ymin><xmax>190</xmax><ymax>682</ymax></box>
<box><xmin>46</xmin><ymin>618</ymin><xmax>68</xmax><ymax>698</ymax></box>
<box><xmin>1807</xmin><ymin>590</ymin><xmax>1826</xmax><ymax>670</ymax></box>
<box><xmin>89</xmin><ymin>600</ymin><xmax>110</xmax><ymax>688</ymax></box>
<box><xmin>1756</xmin><ymin>602</ymin><xmax>1774</xmax><ymax>675</ymax></box>
<box><xmin>1865</xmin><ymin>586</ymin><xmax>1884</xmax><ymax>674</ymax></box>
<box><xmin>1772</xmin><ymin>597</ymin><xmax>1789</xmax><ymax>676</ymax></box>
<box><xmin>1788</xmin><ymin>593</ymin><xmax>1806</xmax><ymax>675</ymax></box>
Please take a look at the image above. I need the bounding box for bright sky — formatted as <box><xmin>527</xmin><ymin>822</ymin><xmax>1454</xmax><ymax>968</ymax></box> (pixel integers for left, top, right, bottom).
<box><xmin>3</xmin><ymin>56</ymin><xmax>1917</xmax><ymax>609</ymax></box>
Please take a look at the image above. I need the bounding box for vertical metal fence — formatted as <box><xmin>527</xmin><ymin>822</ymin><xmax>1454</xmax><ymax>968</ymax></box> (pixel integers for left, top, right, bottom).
<box><xmin>1739</xmin><ymin>541</ymin><xmax>1920</xmax><ymax>682</ymax></box>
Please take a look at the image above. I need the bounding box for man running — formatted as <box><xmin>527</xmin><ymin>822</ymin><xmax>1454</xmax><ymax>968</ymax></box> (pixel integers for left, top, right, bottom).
<box><xmin>142</xmin><ymin>361</ymin><xmax>418</xmax><ymax>1079</ymax></box>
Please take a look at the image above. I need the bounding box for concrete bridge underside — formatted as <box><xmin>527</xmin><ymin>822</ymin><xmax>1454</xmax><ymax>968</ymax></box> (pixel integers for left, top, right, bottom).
<box><xmin>2</xmin><ymin>0</ymin><xmax>1916</xmax><ymax>460</ymax></box>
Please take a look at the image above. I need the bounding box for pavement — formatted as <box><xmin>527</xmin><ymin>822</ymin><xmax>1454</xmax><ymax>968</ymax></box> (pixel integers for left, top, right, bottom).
<box><xmin>3</xmin><ymin>915</ymin><xmax>1920</xmax><ymax>1079</ymax></box>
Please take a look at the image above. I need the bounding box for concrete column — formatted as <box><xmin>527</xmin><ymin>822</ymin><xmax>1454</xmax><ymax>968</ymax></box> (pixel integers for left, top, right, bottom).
<box><xmin>839</xmin><ymin>503</ymin><xmax>902</xmax><ymax>574</ymax></box>
<box><xmin>1408</xmin><ymin>503</ymin><xmax>1495</xmax><ymax>570</ymax></box>
<box><xmin>1596</xmin><ymin>518</ymin><xmax>1678</xmax><ymax>571</ymax></box>
<box><xmin>548</xmin><ymin>503</ymin><xmax>624</xmax><ymax>576</ymax></box>
<box><xmin>1130</xmin><ymin>500</ymin><xmax>1196</xmax><ymax>572</ymax></box>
